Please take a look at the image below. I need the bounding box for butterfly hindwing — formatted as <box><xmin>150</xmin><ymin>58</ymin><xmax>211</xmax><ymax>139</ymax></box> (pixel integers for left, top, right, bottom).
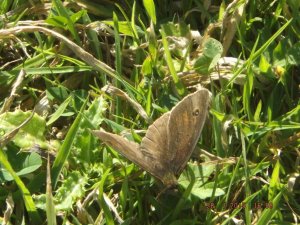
<box><xmin>140</xmin><ymin>112</ymin><xmax>170</xmax><ymax>160</ymax></box>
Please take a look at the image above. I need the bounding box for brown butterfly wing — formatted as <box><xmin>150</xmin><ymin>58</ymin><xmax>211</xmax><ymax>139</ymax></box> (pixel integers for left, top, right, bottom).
<box><xmin>92</xmin><ymin>130</ymin><xmax>155</xmax><ymax>174</ymax></box>
<box><xmin>93</xmin><ymin>116</ymin><xmax>176</xmax><ymax>184</ymax></box>
<box><xmin>139</xmin><ymin>113</ymin><xmax>179</xmax><ymax>184</ymax></box>
<box><xmin>140</xmin><ymin>113</ymin><xmax>170</xmax><ymax>159</ymax></box>
<box><xmin>167</xmin><ymin>89</ymin><xmax>210</xmax><ymax>175</ymax></box>
<box><xmin>93</xmin><ymin>89</ymin><xmax>210</xmax><ymax>185</ymax></box>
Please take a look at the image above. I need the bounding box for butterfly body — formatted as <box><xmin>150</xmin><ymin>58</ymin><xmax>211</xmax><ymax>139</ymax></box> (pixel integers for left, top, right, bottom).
<box><xmin>93</xmin><ymin>88</ymin><xmax>211</xmax><ymax>186</ymax></box>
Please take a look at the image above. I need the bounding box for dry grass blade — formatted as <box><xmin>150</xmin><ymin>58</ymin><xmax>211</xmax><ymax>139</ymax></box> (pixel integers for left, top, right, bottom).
<box><xmin>221</xmin><ymin>0</ymin><xmax>249</xmax><ymax>56</ymax></box>
<box><xmin>166</xmin><ymin>57</ymin><xmax>246</xmax><ymax>87</ymax></box>
<box><xmin>3</xmin><ymin>194</ymin><xmax>14</xmax><ymax>225</ymax></box>
<box><xmin>103</xmin><ymin>193</ymin><xmax>124</xmax><ymax>224</ymax></box>
<box><xmin>102</xmin><ymin>84</ymin><xmax>151</xmax><ymax>123</ymax></box>
<box><xmin>274</xmin><ymin>132</ymin><xmax>300</xmax><ymax>149</ymax></box>
<box><xmin>76</xmin><ymin>201</ymin><xmax>94</xmax><ymax>224</ymax></box>
<box><xmin>0</xmin><ymin>25</ymin><xmax>134</xmax><ymax>90</ymax></box>
<box><xmin>0</xmin><ymin>69</ymin><xmax>26</xmax><ymax>114</ymax></box>
<box><xmin>199</xmin><ymin>157</ymin><xmax>238</xmax><ymax>166</ymax></box>
<box><xmin>198</xmin><ymin>149</ymin><xmax>238</xmax><ymax>165</ymax></box>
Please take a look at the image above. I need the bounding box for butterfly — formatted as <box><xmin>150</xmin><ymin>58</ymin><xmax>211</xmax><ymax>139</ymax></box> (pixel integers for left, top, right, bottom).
<box><xmin>93</xmin><ymin>88</ymin><xmax>211</xmax><ymax>186</ymax></box>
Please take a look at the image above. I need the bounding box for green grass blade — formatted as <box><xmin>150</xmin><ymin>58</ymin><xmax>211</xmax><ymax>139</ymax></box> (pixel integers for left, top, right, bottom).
<box><xmin>0</xmin><ymin>148</ymin><xmax>42</xmax><ymax>224</ymax></box>
<box><xmin>130</xmin><ymin>1</ymin><xmax>140</xmax><ymax>42</ymax></box>
<box><xmin>98</xmin><ymin>169</ymin><xmax>114</xmax><ymax>225</ymax></box>
<box><xmin>212</xmin><ymin>93</ymin><xmax>226</xmax><ymax>157</ymax></box>
<box><xmin>257</xmin><ymin>191</ymin><xmax>283</xmax><ymax>225</ymax></box>
<box><xmin>115</xmin><ymin>3</ymin><xmax>139</xmax><ymax>42</ymax></box>
<box><xmin>0</xmin><ymin>26</ymin><xmax>141</xmax><ymax>97</ymax></box>
<box><xmin>52</xmin><ymin>0</ymin><xmax>80</xmax><ymax>43</ymax></box>
<box><xmin>51</xmin><ymin>96</ymin><xmax>88</xmax><ymax>188</ymax></box>
<box><xmin>113</xmin><ymin>12</ymin><xmax>122</xmax><ymax>123</ymax></box>
<box><xmin>143</xmin><ymin>0</ymin><xmax>157</xmax><ymax>24</ymax></box>
<box><xmin>160</xmin><ymin>27</ymin><xmax>185</xmax><ymax>95</ymax></box>
<box><xmin>46</xmin><ymin>94</ymin><xmax>73</xmax><ymax>126</ymax></box>
<box><xmin>241</xmin><ymin>131</ymin><xmax>251</xmax><ymax>224</ymax></box>
<box><xmin>14</xmin><ymin>53</ymin><xmax>55</xmax><ymax>69</ymax></box>
<box><xmin>46</xmin><ymin>157</ymin><xmax>56</xmax><ymax>225</ymax></box>
<box><xmin>268</xmin><ymin>159</ymin><xmax>281</xmax><ymax>201</ymax></box>
<box><xmin>12</xmin><ymin>66</ymin><xmax>92</xmax><ymax>75</ymax></box>
<box><xmin>226</xmin><ymin>19</ymin><xmax>293</xmax><ymax>87</ymax></box>
<box><xmin>172</xmin><ymin>168</ymin><xmax>195</xmax><ymax>219</ymax></box>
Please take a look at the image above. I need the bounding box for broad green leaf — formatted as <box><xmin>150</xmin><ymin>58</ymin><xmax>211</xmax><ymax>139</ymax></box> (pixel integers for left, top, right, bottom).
<box><xmin>209</xmin><ymin>53</ymin><xmax>222</xmax><ymax>71</ymax></box>
<box><xmin>74</xmin><ymin>96</ymin><xmax>107</xmax><ymax>163</ymax></box>
<box><xmin>194</xmin><ymin>55</ymin><xmax>212</xmax><ymax>75</ymax></box>
<box><xmin>161</xmin><ymin>22</ymin><xmax>190</xmax><ymax>37</ymax></box>
<box><xmin>179</xmin><ymin>163</ymin><xmax>216</xmax><ymax>185</ymax></box>
<box><xmin>55</xmin><ymin>172</ymin><xmax>87</xmax><ymax>210</ymax></box>
<box><xmin>191</xmin><ymin>186</ymin><xmax>224</xmax><ymax>199</ymax></box>
<box><xmin>194</xmin><ymin>38</ymin><xmax>223</xmax><ymax>73</ymax></box>
<box><xmin>82</xmin><ymin>96</ymin><xmax>107</xmax><ymax>128</ymax></box>
<box><xmin>104</xmin><ymin>119</ymin><xmax>135</xmax><ymax>135</ymax></box>
<box><xmin>210</xmin><ymin>109</ymin><xmax>226</xmax><ymax>122</ymax></box>
<box><xmin>178</xmin><ymin>163</ymin><xmax>224</xmax><ymax>199</ymax></box>
<box><xmin>203</xmin><ymin>38</ymin><xmax>223</xmax><ymax>58</ymax></box>
<box><xmin>0</xmin><ymin>152</ymin><xmax>42</xmax><ymax>182</ymax></box>
<box><xmin>0</xmin><ymin>110</ymin><xmax>48</xmax><ymax>149</ymax></box>
<box><xmin>46</xmin><ymin>86</ymin><xmax>69</xmax><ymax>102</ymax></box>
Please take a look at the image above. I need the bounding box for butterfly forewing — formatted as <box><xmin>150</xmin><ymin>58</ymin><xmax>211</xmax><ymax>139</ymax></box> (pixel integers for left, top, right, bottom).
<box><xmin>167</xmin><ymin>89</ymin><xmax>210</xmax><ymax>175</ymax></box>
<box><xmin>92</xmin><ymin>130</ymin><xmax>154</xmax><ymax>173</ymax></box>
<box><xmin>93</xmin><ymin>114</ymin><xmax>172</xmax><ymax>182</ymax></box>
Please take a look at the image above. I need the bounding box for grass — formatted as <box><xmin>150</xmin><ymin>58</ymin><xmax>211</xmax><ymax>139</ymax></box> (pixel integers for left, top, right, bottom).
<box><xmin>0</xmin><ymin>0</ymin><xmax>299</xmax><ymax>224</ymax></box>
